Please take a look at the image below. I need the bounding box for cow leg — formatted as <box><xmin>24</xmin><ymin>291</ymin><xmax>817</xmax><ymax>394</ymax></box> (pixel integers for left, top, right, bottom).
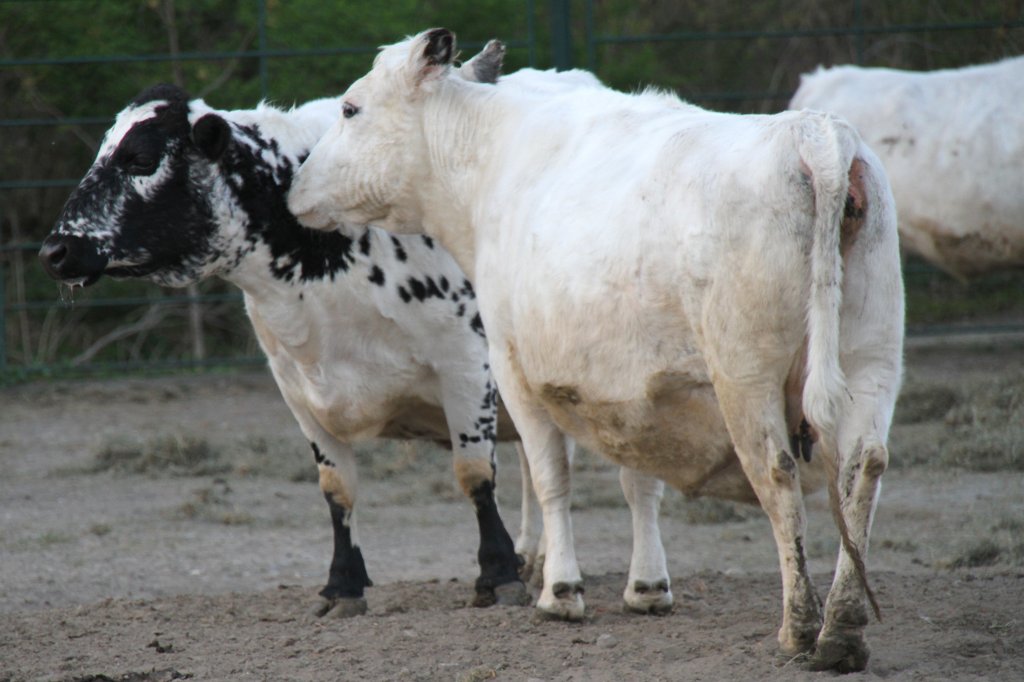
<box><xmin>490</xmin><ymin>352</ymin><xmax>584</xmax><ymax>620</ymax></box>
<box><xmin>443</xmin><ymin>377</ymin><xmax>527</xmax><ymax>607</ymax></box>
<box><xmin>712</xmin><ymin>381</ymin><xmax>823</xmax><ymax>655</ymax></box>
<box><xmin>810</xmin><ymin>381</ymin><xmax>892</xmax><ymax>672</ymax></box>
<box><xmin>530</xmin><ymin>428</ymin><xmax>583</xmax><ymax>620</ymax></box>
<box><xmin>620</xmin><ymin>466</ymin><xmax>673</xmax><ymax>614</ymax></box>
<box><xmin>457</xmin><ymin>457</ymin><xmax>529</xmax><ymax>607</ymax></box>
<box><xmin>310</xmin><ymin>440</ymin><xmax>374</xmax><ymax>618</ymax></box>
<box><xmin>514</xmin><ymin>442</ymin><xmax>544</xmax><ymax>582</ymax></box>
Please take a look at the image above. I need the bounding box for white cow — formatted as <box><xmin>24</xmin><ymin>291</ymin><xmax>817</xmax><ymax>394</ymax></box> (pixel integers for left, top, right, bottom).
<box><xmin>39</xmin><ymin>44</ymin><xmax>535</xmax><ymax>617</ymax></box>
<box><xmin>791</xmin><ymin>56</ymin><xmax>1024</xmax><ymax>278</ymax></box>
<box><xmin>289</xmin><ymin>29</ymin><xmax>904</xmax><ymax>672</ymax></box>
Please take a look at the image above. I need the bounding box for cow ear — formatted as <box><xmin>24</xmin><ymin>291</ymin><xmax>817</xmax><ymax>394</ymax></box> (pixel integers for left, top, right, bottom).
<box><xmin>192</xmin><ymin>113</ymin><xmax>231</xmax><ymax>161</ymax></box>
<box><xmin>458</xmin><ymin>39</ymin><xmax>505</xmax><ymax>84</ymax></box>
<box><xmin>416</xmin><ymin>28</ymin><xmax>455</xmax><ymax>85</ymax></box>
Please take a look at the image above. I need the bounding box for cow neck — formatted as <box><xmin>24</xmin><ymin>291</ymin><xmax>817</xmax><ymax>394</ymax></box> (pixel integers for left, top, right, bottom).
<box><xmin>215</xmin><ymin>114</ymin><xmax>357</xmax><ymax>302</ymax></box>
<box><xmin>417</xmin><ymin>79</ymin><xmax>505</xmax><ymax>280</ymax></box>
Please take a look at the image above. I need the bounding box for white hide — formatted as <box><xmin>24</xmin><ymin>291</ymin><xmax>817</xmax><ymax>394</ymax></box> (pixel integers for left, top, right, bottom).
<box><xmin>791</xmin><ymin>56</ymin><xmax>1024</xmax><ymax>278</ymax></box>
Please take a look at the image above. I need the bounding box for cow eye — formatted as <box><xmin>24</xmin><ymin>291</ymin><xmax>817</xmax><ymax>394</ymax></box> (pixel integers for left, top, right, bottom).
<box><xmin>124</xmin><ymin>153</ymin><xmax>159</xmax><ymax>176</ymax></box>
<box><xmin>342</xmin><ymin>102</ymin><xmax>360</xmax><ymax>119</ymax></box>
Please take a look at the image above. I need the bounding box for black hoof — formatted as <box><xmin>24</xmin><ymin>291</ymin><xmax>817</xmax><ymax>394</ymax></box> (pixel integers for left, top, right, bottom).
<box><xmin>494</xmin><ymin>580</ymin><xmax>531</xmax><ymax>606</ymax></box>
<box><xmin>312</xmin><ymin>596</ymin><xmax>368</xmax><ymax>619</ymax></box>
<box><xmin>472</xmin><ymin>579</ymin><xmax>530</xmax><ymax>607</ymax></box>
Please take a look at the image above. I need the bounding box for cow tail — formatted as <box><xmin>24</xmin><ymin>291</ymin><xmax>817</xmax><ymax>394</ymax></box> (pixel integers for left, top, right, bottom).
<box><xmin>799</xmin><ymin>113</ymin><xmax>883</xmax><ymax>621</ymax></box>
<box><xmin>800</xmin><ymin>112</ymin><xmax>853</xmax><ymax>451</ymax></box>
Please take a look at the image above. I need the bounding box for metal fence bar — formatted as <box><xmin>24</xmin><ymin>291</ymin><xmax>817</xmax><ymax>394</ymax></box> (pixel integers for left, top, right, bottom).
<box><xmin>9</xmin><ymin>355</ymin><xmax>267</xmax><ymax>382</ymax></box>
<box><xmin>7</xmin><ymin>294</ymin><xmax>244</xmax><ymax>313</ymax></box>
<box><xmin>257</xmin><ymin>0</ymin><xmax>268</xmax><ymax>99</ymax></box>
<box><xmin>0</xmin><ymin>179</ymin><xmax>79</xmax><ymax>190</ymax></box>
<box><xmin>526</xmin><ymin>0</ymin><xmax>537</xmax><ymax>66</ymax></box>
<box><xmin>586</xmin><ymin>19</ymin><xmax>1024</xmax><ymax>46</ymax></box>
<box><xmin>0</xmin><ymin>205</ymin><xmax>6</xmax><ymax>372</ymax></box>
<box><xmin>1</xmin><ymin>40</ymin><xmax>537</xmax><ymax>70</ymax></box>
<box><xmin>549</xmin><ymin>0</ymin><xmax>572</xmax><ymax>70</ymax></box>
<box><xmin>0</xmin><ymin>46</ymin><xmax>377</xmax><ymax>68</ymax></box>
<box><xmin>0</xmin><ymin>116</ymin><xmax>111</xmax><ymax>128</ymax></box>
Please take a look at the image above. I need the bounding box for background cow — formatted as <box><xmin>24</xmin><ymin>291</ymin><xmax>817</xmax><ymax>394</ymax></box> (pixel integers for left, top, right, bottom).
<box><xmin>790</xmin><ymin>56</ymin><xmax>1024</xmax><ymax>278</ymax></box>
<box><xmin>288</xmin><ymin>29</ymin><xmax>904</xmax><ymax>672</ymax></box>
<box><xmin>38</xmin><ymin>43</ymin><xmax>534</xmax><ymax>617</ymax></box>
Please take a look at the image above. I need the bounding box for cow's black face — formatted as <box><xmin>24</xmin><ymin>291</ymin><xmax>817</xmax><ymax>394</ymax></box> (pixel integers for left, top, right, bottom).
<box><xmin>40</xmin><ymin>84</ymin><xmax>224</xmax><ymax>288</ymax></box>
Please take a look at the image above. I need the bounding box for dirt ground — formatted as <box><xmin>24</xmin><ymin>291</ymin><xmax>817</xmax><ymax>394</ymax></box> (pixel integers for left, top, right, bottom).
<box><xmin>1</xmin><ymin>341</ymin><xmax>1023</xmax><ymax>681</ymax></box>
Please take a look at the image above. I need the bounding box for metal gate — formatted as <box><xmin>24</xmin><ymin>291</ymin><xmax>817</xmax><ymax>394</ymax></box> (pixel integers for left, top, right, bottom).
<box><xmin>2</xmin><ymin>1</ymin><xmax>1023</xmax><ymax>382</ymax></box>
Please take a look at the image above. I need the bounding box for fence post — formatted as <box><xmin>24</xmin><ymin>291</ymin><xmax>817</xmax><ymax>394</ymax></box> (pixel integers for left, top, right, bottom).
<box><xmin>549</xmin><ymin>0</ymin><xmax>572</xmax><ymax>70</ymax></box>
<box><xmin>584</xmin><ymin>0</ymin><xmax>595</xmax><ymax>71</ymax></box>
<box><xmin>853</xmin><ymin>0</ymin><xmax>865</xmax><ymax>64</ymax></box>
<box><xmin>0</xmin><ymin>206</ymin><xmax>6</xmax><ymax>374</ymax></box>
<box><xmin>258</xmin><ymin>0</ymin><xmax>268</xmax><ymax>99</ymax></box>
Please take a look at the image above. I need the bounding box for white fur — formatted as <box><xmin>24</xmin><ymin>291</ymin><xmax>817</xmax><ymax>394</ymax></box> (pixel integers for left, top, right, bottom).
<box><xmin>791</xmin><ymin>56</ymin><xmax>1024</xmax><ymax>278</ymax></box>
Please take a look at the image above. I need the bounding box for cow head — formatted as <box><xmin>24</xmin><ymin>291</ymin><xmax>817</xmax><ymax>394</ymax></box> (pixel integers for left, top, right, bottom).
<box><xmin>288</xmin><ymin>29</ymin><xmax>465</xmax><ymax>233</ymax></box>
<box><xmin>39</xmin><ymin>84</ymin><xmax>234</xmax><ymax>288</ymax></box>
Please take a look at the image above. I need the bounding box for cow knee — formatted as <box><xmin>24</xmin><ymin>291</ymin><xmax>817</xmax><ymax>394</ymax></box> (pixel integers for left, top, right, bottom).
<box><xmin>771</xmin><ymin>449</ymin><xmax>799</xmax><ymax>486</ymax></box>
<box><xmin>453</xmin><ymin>455</ymin><xmax>494</xmax><ymax>498</ymax></box>
<box><xmin>861</xmin><ymin>445</ymin><xmax>887</xmax><ymax>480</ymax></box>
<box><xmin>311</xmin><ymin>442</ymin><xmax>354</xmax><ymax>508</ymax></box>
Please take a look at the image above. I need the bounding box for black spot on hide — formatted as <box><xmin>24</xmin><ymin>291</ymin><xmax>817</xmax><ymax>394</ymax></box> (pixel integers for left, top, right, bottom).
<box><xmin>390</xmin><ymin>236</ymin><xmax>408</xmax><ymax>262</ymax></box>
<box><xmin>222</xmin><ymin>123</ymin><xmax>357</xmax><ymax>282</ymax></box>
<box><xmin>469</xmin><ymin>312</ymin><xmax>485</xmax><ymax>338</ymax></box>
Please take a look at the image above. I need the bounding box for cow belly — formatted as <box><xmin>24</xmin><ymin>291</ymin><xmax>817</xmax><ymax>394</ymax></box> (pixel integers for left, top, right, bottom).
<box><xmin>536</xmin><ymin>370</ymin><xmax>754</xmax><ymax>503</ymax></box>
<box><xmin>303</xmin><ymin>392</ymin><xmax>450</xmax><ymax>443</ymax></box>
<box><xmin>537</xmin><ymin>370</ymin><xmax>826</xmax><ymax>504</ymax></box>
<box><xmin>375</xmin><ymin>399</ymin><xmax>453</xmax><ymax>442</ymax></box>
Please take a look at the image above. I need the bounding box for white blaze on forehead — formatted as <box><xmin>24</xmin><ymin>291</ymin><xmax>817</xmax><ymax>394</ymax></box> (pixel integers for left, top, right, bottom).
<box><xmin>96</xmin><ymin>100</ymin><xmax>166</xmax><ymax>160</ymax></box>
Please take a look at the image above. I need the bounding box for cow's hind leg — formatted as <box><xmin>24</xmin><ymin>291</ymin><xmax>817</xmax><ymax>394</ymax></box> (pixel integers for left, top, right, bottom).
<box><xmin>810</xmin><ymin>380</ymin><xmax>893</xmax><ymax>672</ymax></box>
<box><xmin>514</xmin><ymin>442</ymin><xmax>544</xmax><ymax>582</ymax></box>
<box><xmin>620</xmin><ymin>467</ymin><xmax>673</xmax><ymax>614</ymax></box>
<box><xmin>713</xmin><ymin>381</ymin><xmax>823</xmax><ymax>655</ymax></box>
<box><xmin>310</xmin><ymin>440</ymin><xmax>373</xmax><ymax>618</ymax></box>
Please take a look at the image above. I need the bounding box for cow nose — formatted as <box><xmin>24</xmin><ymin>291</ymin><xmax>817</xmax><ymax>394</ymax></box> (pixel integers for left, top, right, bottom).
<box><xmin>37</xmin><ymin>233</ymin><xmax>108</xmax><ymax>282</ymax></box>
<box><xmin>38</xmin><ymin>236</ymin><xmax>70</xmax><ymax>279</ymax></box>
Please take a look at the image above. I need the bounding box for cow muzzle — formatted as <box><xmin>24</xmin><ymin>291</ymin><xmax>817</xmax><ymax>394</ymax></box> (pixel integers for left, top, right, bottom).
<box><xmin>38</xmin><ymin>233</ymin><xmax>108</xmax><ymax>286</ymax></box>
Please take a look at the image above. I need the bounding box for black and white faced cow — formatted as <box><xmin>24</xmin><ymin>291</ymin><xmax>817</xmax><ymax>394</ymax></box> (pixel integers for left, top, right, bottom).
<box><xmin>38</xmin><ymin>44</ymin><xmax>534</xmax><ymax>616</ymax></box>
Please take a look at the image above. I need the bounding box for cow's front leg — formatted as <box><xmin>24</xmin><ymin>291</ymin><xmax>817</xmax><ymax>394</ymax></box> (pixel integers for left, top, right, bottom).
<box><xmin>443</xmin><ymin>376</ymin><xmax>528</xmax><ymax>607</ymax></box>
<box><xmin>310</xmin><ymin>439</ymin><xmax>373</xmax><ymax>618</ymax></box>
<box><xmin>620</xmin><ymin>467</ymin><xmax>673</xmax><ymax>614</ymax></box>
<box><xmin>489</xmin><ymin>354</ymin><xmax>584</xmax><ymax>621</ymax></box>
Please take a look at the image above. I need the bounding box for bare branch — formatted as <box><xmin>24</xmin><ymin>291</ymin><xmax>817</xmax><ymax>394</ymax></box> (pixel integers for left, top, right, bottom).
<box><xmin>71</xmin><ymin>305</ymin><xmax>170</xmax><ymax>366</ymax></box>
